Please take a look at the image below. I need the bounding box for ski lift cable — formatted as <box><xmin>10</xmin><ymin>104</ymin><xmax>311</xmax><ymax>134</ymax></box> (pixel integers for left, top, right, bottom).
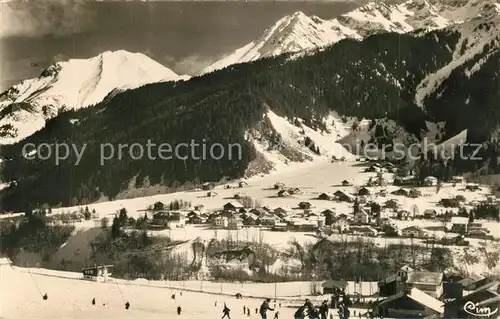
<box><xmin>28</xmin><ymin>268</ymin><xmax>43</xmax><ymax>297</ymax></box>
<box><xmin>114</xmin><ymin>278</ymin><xmax>126</xmax><ymax>303</ymax></box>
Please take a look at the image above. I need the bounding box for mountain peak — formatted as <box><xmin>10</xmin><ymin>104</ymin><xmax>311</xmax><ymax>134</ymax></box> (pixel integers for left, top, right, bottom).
<box><xmin>0</xmin><ymin>50</ymin><xmax>186</xmax><ymax>144</ymax></box>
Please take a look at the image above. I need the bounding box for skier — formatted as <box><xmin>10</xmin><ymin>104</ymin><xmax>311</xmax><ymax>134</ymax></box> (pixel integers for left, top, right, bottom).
<box><xmin>243</xmin><ymin>306</ymin><xmax>246</xmax><ymax>314</ymax></box>
<box><xmin>92</xmin><ymin>298</ymin><xmax>95</xmax><ymax>305</ymax></box>
<box><xmin>319</xmin><ymin>301</ymin><xmax>329</xmax><ymax>319</ymax></box>
<box><xmin>260</xmin><ymin>298</ymin><xmax>275</xmax><ymax>319</ymax></box>
<box><xmin>279</xmin><ymin>303</ymin><xmax>282</xmax><ymax>308</ymax></box>
<box><xmin>177</xmin><ymin>306</ymin><xmax>182</xmax><ymax>315</ymax></box>
<box><xmin>180</xmin><ymin>291</ymin><xmax>182</xmax><ymax>296</ymax></box>
<box><xmin>125</xmin><ymin>301</ymin><xmax>130</xmax><ymax>310</ymax></box>
<box><xmin>294</xmin><ymin>306</ymin><xmax>306</xmax><ymax>319</ymax></box>
<box><xmin>221</xmin><ymin>303</ymin><xmax>231</xmax><ymax>319</ymax></box>
<box><xmin>171</xmin><ymin>294</ymin><xmax>176</xmax><ymax>300</ymax></box>
<box><xmin>274</xmin><ymin>311</ymin><xmax>280</xmax><ymax>319</ymax></box>
<box><xmin>42</xmin><ymin>293</ymin><xmax>48</xmax><ymax>300</ymax></box>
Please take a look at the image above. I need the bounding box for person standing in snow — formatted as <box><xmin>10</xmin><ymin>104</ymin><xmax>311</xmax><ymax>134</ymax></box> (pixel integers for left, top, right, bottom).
<box><xmin>319</xmin><ymin>301</ymin><xmax>329</xmax><ymax>319</ymax></box>
<box><xmin>92</xmin><ymin>298</ymin><xmax>95</xmax><ymax>305</ymax></box>
<box><xmin>42</xmin><ymin>293</ymin><xmax>48</xmax><ymax>300</ymax></box>
<box><xmin>221</xmin><ymin>303</ymin><xmax>231</xmax><ymax>319</ymax></box>
<box><xmin>177</xmin><ymin>306</ymin><xmax>182</xmax><ymax>315</ymax></box>
<box><xmin>125</xmin><ymin>301</ymin><xmax>130</xmax><ymax>310</ymax></box>
<box><xmin>260</xmin><ymin>298</ymin><xmax>275</xmax><ymax>319</ymax></box>
<box><xmin>294</xmin><ymin>306</ymin><xmax>306</xmax><ymax>319</ymax></box>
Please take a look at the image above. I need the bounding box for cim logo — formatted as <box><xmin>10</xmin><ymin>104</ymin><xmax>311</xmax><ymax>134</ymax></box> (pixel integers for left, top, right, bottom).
<box><xmin>464</xmin><ymin>301</ymin><xmax>499</xmax><ymax>317</ymax></box>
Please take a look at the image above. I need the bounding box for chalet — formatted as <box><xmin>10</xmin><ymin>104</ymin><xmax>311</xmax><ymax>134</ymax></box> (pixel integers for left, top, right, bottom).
<box><xmin>409</xmin><ymin>188</ymin><xmax>422</xmax><ymax>198</ymax></box>
<box><xmin>274</xmin><ymin>182</ymin><xmax>285</xmax><ymax>190</ymax></box>
<box><xmin>242</xmin><ymin>213</ymin><xmax>258</xmax><ymax>226</ymax></box>
<box><xmin>82</xmin><ymin>265</ymin><xmax>113</xmax><ymax>283</ymax></box>
<box><xmin>397</xmin><ymin>265</ymin><xmax>414</xmax><ymax>281</ymax></box>
<box><xmin>381</xmin><ymin>224</ymin><xmax>399</xmax><ymax>236</ymax></box>
<box><xmin>423</xmin><ymin>209</ymin><xmax>437</xmax><ymax>219</ymax></box>
<box><xmin>353</xmin><ymin>210</ymin><xmax>370</xmax><ymax>224</ymax></box>
<box><xmin>358</xmin><ymin>187</ymin><xmax>371</xmax><ymax>196</ymax></box>
<box><xmin>258</xmin><ymin>214</ymin><xmax>277</xmax><ymax>226</ymax></box>
<box><xmin>202</xmin><ymin>182</ymin><xmax>215</xmax><ymax>190</ymax></box>
<box><xmin>277</xmin><ymin>190</ymin><xmax>290</xmax><ymax>197</ymax></box>
<box><xmin>333</xmin><ymin>217</ymin><xmax>350</xmax><ymax>233</ymax></box>
<box><xmin>402</xmin><ymin>226</ymin><xmax>428</xmax><ymax>238</ymax></box>
<box><xmin>373</xmin><ymin>287</ymin><xmax>444</xmax><ymax>318</ymax></box>
<box><xmin>188</xmin><ymin>214</ymin><xmax>206</xmax><ymax>224</ymax></box>
<box><xmin>223</xmin><ymin>201</ymin><xmax>244</xmax><ymax>211</ymax></box>
<box><xmin>465</xmin><ymin>184</ymin><xmax>480</xmax><ymax>191</ymax></box>
<box><xmin>391</xmin><ymin>188</ymin><xmax>409</xmax><ymax>196</ymax></box>
<box><xmin>385</xmin><ymin>199</ymin><xmax>400</xmax><ymax>210</ymax></box>
<box><xmin>207</xmin><ymin>191</ymin><xmax>218</xmax><ymax>197</ymax></box>
<box><xmin>298</xmin><ymin>202</ymin><xmax>312</xmax><ymax>209</ymax></box>
<box><xmin>273</xmin><ymin>207</ymin><xmax>288</xmax><ymax>216</ymax></box>
<box><xmin>450</xmin><ymin>217</ymin><xmax>469</xmax><ymax>234</ymax></box>
<box><xmin>152</xmin><ymin>212</ymin><xmax>185</xmax><ymax>228</ymax></box>
<box><xmin>213</xmin><ymin>216</ymin><xmax>228</xmax><ymax>228</ymax></box>
<box><xmin>334</xmin><ymin>190</ymin><xmax>354</xmax><ymax>202</ymax></box>
<box><xmin>341</xmin><ymin>180</ymin><xmax>352</xmax><ymax>186</ymax></box>
<box><xmin>397</xmin><ymin>210</ymin><xmax>411</xmax><ymax>220</ymax></box>
<box><xmin>322</xmin><ymin>210</ymin><xmax>336</xmax><ymax>226</ymax></box>
<box><xmin>318</xmin><ymin>193</ymin><xmax>334</xmax><ymax>200</ymax></box>
<box><xmin>322</xmin><ymin>280</ymin><xmax>347</xmax><ymax>294</ymax></box>
<box><xmin>320</xmin><ymin>209</ymin><xmax>336</xmax><ymax>216</ymax></box>
<box><xmin>249</xmin><ymin>208</ymin><xmax>266</xmax><ymax>216</ymax></box>
<box><xmin>424</xmin><ymin>176</ymin><xmax>438</xmax><ymax>186</ymax></box>
<box><xmin>227</xmin><ymin>216</ymin><xmax>243</xmax><ymax>230</ymax></box>
<box><xmin>406</xmin><ymin>271</ymin><xmax>444</xmax><ymax>298</ymax></box>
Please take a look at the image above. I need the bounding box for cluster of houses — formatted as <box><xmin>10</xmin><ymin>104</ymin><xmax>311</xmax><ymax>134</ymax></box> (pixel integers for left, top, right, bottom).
<box><xmin>371</xmin><ymin>266</ymin><xmax>500</xmax><ymax>318</ymax></box>
<box><xmin>321</xmin><ymin>265</ymin><xmax>500</xmax><ymax>319</ymax></box>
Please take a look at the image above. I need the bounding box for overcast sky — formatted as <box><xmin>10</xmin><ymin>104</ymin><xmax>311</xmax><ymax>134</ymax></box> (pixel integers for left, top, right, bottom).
<box><xmin>1</xmin><ymin>0</ymin><xmax>384</xmax><ymax>91</ymax></box>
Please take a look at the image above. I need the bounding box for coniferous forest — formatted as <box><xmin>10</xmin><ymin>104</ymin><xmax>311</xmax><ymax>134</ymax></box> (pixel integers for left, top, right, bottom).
<box><xmin>2</xmin><ymin>19</ymin><xmax>500</xmax><ymax>211</ymax></box>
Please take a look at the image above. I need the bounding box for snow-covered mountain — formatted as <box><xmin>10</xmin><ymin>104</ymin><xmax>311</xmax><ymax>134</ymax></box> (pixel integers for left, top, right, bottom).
<box><xmin>0</xmin><ymin>50</ymin><xmax>189</xmax><ymax>144</ymax></box>
<box><xmin>203</xmin><ymin>0</ymin><xmax>500</xmax><ymax>74</ymax></box>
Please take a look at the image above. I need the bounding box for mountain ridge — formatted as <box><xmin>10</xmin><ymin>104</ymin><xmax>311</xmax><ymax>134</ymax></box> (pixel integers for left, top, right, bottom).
<box><xmin>203</xmin><ymin>0</ymin><xmax>500</xmax><ymax>74</ymax></box>
<box><xmin>0</xmin><ymin>50</ymin><xmax>189</xmax><ymax>145</ymax></box>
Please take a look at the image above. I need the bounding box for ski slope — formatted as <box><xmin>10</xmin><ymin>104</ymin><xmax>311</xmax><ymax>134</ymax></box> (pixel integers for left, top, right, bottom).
<box><xmin>0</xmin><ymin>259</ymin><xmax>346</xmax><ymax>319</ymax></box>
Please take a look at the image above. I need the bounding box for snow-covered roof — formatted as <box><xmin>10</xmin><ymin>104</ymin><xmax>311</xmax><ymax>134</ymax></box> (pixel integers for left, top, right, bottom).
<box><xmin>407</xmin><ymin>288</ymin><xmax>444</xmax><ymax>314</ymax></box>
<box><xmin>407</xmin><ymin>271</ymin><xmax>443</xmax><ymax>286</ymax></box>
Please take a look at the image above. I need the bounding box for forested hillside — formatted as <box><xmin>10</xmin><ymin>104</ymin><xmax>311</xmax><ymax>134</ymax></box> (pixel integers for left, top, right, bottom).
<box><xmin>3</xmin><ymin>19</ymin><xmax>500</xmax><ymax>211</ymax></box>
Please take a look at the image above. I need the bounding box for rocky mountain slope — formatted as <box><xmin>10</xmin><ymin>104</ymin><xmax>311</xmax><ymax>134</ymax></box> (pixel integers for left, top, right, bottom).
<box><xmin>203</xmin><ymin>0</ymin><xmax>500</xmax><ymax>74</ymax></box>
<box><xmin>0</xmin><ymin>50</ymin><xmax>189</xmax><ymax>145</ymax></box>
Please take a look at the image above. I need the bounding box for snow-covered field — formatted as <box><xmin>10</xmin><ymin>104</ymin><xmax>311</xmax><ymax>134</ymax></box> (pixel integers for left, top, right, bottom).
<box><xmin>1</xmin><ymin>261</ymin><xmax>370</xmax><ymax>319</ymax></box>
